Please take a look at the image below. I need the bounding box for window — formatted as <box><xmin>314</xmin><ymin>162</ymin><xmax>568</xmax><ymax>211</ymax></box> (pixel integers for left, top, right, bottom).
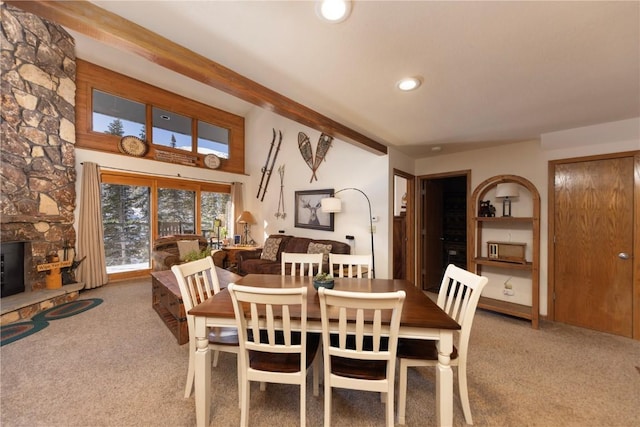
<box><xmin>198</xmin><ymin>120</ymin><xmax>229</xmax><ymax>159</ymax></box>
<box><xmin>92</xmin><ymin>90</ymin><xmax>146</xmax><ymax>138</ymax></box>
<box><xmin>101</xmin><ymin>182</ymin><xmax>151</xmax><ymax>273</ymax></box>
<box><xmin>152</xmin><ymin>107</ymin><xmax>192</xmax><ymax>151</ymax></box>
<box><xmin>77</xmin><ymin>59</ymin><xmax>245</xmax><ymax>174</ymax></box>
<box><xmin>100</xmin><ymin>171</ymin><xmax>231</xmax><ymax>276</ymax></box>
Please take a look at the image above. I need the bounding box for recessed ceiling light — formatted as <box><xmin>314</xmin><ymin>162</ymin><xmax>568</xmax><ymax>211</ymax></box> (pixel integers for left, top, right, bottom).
<box><xmin>397</xmin><ymin>77</ymin><xmax>422</xmax><ymax>91</ymax></box>
<box><xmin>316</xmin><ymin>0</ymin><xmax>352</xmax><ymax>23</ymax></box>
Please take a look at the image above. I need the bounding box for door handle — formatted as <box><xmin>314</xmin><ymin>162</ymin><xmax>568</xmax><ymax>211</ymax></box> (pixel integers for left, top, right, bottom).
<box><xmin>618</xmin><ymin>252</ymin><xmax>630</xmax><ymax>260</ymax></box>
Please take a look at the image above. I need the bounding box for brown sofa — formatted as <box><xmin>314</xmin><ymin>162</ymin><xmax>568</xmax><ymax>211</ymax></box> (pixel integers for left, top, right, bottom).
<box><xmin>152</xmin><ymin>234</ymin><xmax>226</xmax><ymax>271</ymax></box>
<box><xmin>236</xmin><ymin>234</ymin><xmax>351</xmax><ymax>275</ymax></box>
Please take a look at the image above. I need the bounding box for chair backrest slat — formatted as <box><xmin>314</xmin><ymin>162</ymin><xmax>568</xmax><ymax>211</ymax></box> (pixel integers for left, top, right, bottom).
<box><xmin>329</xmin><ymin>253</ymin><xmax>372</xmax><ymax>278</ymax></box>
<box><xmin>319</xmin><ymin>288</ymin><xmax>405</xmax><ymax>365</ymax></box>
<box><xmin>281</xmin><ymin>252</ymin><xmax>323</xmax><ymax>277</ymax></box>
<box><xmin>171</xmin><ymin>257</ymin><xmax>222</xmax><ymax>347</ymax></box>
<box><xmin>436</xmin><ymin>264</ymin><xmax>488</xmax><ymax>354</ymax></box>
<box><xmin>229</xmin><ymin>284</ymin><xmax>307</xmax><ymax>357</ymax></box>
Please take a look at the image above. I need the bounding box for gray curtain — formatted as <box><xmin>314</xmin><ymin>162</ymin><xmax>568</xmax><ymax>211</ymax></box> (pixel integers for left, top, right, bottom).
<box><xmin>76</xmin><ymin>162</ymin><xmax>108</xmax><ymax>289</ymax></box>
<box><xmin>231</xmin><ymin>182</ymin><xmax>243</xmax><ymax>239</ymax></box>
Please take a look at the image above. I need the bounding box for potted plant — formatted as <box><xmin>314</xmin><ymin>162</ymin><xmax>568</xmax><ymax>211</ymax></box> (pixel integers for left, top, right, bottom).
<box><xmin>313</xmin><ymin>272</ymin><xmax>335</xmax><ymax>290</ymax></box>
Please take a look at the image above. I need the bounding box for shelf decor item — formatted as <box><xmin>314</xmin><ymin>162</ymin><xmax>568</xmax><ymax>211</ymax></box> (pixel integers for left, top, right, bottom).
<box><xmin>487</xmin><ymin>241</ymin><xmax>526</xmax><ymax>264</ymax></box>
<box><xmin>118</xmin><ymin>135</ymin><xmax>148</xmax><ymax>157</ymax></box>
<box><xmin>495</xmin><ymin>183</ymin><xmax>520</xmax><ymax>217</ymax></box>
<box><xmin>203</xmin><ymin>154</ymin><xmax>221</xmax><ymax>169</ymax></box>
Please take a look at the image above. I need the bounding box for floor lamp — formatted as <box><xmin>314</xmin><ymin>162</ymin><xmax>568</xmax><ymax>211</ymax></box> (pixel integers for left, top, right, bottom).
<box><xmin>321</xmin><ymin>188</ymin><xmax>375</xmax><ymax>278</ymax></box>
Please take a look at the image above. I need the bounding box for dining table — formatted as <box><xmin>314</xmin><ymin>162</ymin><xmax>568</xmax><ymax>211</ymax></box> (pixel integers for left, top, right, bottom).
<box><xmin>188</xmin><ymin>274</ymin><xmax>461</xmax><ymax>427</ymax></box>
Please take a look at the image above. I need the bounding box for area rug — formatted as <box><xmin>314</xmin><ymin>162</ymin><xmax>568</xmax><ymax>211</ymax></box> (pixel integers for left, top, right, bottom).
<box><xmin>31</xmin><ymin>298</ymin><xmax>103</xmax><ymax>322</ymax></box>
<box><xmin>1</xmin><ymin>320</ymin><xmax>49</xmax><ymax>347</ymax></box>
<box><xmin>1</xmin><ymin>298</ymin><xmax>103</xmax><ymax>347</ymax></box>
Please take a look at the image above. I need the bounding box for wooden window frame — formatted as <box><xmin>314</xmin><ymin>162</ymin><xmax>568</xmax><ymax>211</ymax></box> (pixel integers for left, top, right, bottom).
<box><xmin>100</xmin><ymin>170</ymin><xmax>230</xmax><ymax>241</ymax></box>
<box><xmin>77</xmin><ymin>59</ymin><xmax>245</xmax><ymax>174</ymax></box>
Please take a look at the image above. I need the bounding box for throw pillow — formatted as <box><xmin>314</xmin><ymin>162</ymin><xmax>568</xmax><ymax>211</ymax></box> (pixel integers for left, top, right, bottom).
<box><xmin>177</xmin><ymin>240</ymin><xmax>200</xmax><ymax>260</ymax></box>
<box><xmin>307</xmin><ymin>242</ymin><xmax>332</xmax><ymax>264</ymax></box>
<box><xmin>260</xmin><ymin>238</ymin><xmax>282</xmax><ymax>261</ymax></box>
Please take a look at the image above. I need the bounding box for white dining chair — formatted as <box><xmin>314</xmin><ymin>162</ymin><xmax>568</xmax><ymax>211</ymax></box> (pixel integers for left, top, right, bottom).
<box><xmin>281</xmin><ymin>252</ymin><xmax>323</xmax><ymax>276</ymax></box>
<box><xmin>171</xmin><ymin>257</ymin><xmax>240</xmax><ymax>401</ymax></box>
<box><xmin>397</xmin><ymin>264</ymin><xmax>488</xmax><ymax>425</ymax></box>
<box><xmin>228</xmin><ymin>283</ymin><xmax>320</xmax><ymax>427</ymax></box>
<box><xmin>318</xmin><ymin>287</ymin><xmax>406</xmax><ymax>427</ymax></box>
<box><xmin>329</xmin><ymin>253</ymin><xmax>372</xmax><ymax>278</ymax></box>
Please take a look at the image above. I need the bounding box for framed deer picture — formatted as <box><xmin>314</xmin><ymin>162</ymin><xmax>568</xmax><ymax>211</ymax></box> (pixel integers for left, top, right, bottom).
<box><xmin>294</xmin><ymin>189</ymin><xmax>334</xmax><ymax>231</ymax></box>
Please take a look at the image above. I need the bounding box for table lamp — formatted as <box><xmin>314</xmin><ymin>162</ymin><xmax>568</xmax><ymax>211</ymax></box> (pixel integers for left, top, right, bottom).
<box><xmin>236</xmin><ymin>211</ymin><xmax>256</xmax><ymax>245</ymax></box>
<box><xmin>495</xmin><ymin>183</ymin><xmax>519</xmax><ymax>217</ymax></box>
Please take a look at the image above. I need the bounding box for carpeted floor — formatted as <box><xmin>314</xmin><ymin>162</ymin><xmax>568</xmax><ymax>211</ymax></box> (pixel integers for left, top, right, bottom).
<box><xmin>1</xmin><ymin>277</ymin><xmax>639</xmax><ymax>426</ymax></box>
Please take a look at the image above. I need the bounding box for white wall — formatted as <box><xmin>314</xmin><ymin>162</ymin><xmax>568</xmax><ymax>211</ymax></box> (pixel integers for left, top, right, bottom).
<box><xmin>414</xmin><ymin>118</ymin><xmax>639</xmax><ymax>317</ymax></box>
<box><xmin>243</xmin><ymin>107</ymin><xmax>391</xmax><ymax>278</ymax></box>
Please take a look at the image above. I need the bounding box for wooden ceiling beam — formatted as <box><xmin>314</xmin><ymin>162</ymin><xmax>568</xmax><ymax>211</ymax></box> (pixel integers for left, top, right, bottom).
<box><xmin>6</xmin><ymin>0</ymin><xmax>387</xmax><ymax>155</ymax></box>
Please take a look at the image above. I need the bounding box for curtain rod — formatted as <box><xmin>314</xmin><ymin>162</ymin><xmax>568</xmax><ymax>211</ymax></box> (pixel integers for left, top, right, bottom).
<box><xmin>80</xmin><ymin>163</ymin><xmax>239</xmax><ymax>185</ymax></box>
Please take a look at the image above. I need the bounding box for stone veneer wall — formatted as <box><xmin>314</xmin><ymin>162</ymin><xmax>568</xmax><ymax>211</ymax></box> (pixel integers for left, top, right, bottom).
<box><xmin>1</xmin><ymin>3</ymin><xmax>77</xmax><ymax>291</ymax></box>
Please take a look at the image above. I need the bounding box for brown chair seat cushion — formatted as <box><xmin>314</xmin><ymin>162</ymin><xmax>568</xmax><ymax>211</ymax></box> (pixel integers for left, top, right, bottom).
<box><xmin>248</xmin><ymin>331</ymin><xmax>320</xmax><ymax>373</ymax></box>
<box><xmin>396</xmin><ymin>338</ymin><xmax>458</xmax><ymax>360</ymax></box>
<box><xmin>328</xmin><ymin>334</ymin><xmax>389</xmax><ymax>381</ymax></box>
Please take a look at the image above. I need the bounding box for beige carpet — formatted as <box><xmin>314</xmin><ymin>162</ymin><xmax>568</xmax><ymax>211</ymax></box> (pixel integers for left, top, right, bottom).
<box><xmin>1</xmin><ymin>277</ymin><xmax>639</xmax><ymax>426</ymax></box>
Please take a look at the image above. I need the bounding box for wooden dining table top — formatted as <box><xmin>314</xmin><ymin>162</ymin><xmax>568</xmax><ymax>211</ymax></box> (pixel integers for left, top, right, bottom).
<box><xmin>189</xmin><ymin>274</ymin><xmax>460</xmax><ymax>331</ymax></box>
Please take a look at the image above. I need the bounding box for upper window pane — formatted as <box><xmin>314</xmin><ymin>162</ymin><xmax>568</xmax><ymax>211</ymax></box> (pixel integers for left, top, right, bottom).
<box><xmin>92</xmin><ymin>90</ymin><xmax>146</xmax><ymax>138</ymax></box>
<box><xmin>198</xmin><ymin>121</ymin><xmax>230</xmax><ymax>159</ymax></box>
<box><xmin>152</xmin><ymin>107</ymin><xmax>192</xmax><ymax>151</ymax></box>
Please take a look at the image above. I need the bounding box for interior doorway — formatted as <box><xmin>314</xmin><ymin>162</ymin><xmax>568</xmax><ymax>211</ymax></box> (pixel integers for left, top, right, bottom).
<box><xmin>418</xmin><ymin>171</ymin><xmax>470</xmax><ymax>291</ymax></box>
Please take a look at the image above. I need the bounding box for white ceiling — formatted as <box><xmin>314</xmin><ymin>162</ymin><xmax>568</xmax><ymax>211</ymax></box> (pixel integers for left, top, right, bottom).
<box><xmin>71</xmin><ymin>1</ymin><xmax>639</xmax><ymax>157</ymax></box>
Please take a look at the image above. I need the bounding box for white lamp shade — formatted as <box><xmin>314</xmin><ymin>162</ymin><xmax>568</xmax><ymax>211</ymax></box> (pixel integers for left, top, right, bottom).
<box><xmin>321</xmin><ymin>197</ymin><xmax>342</xmax><ymax>213</ymax></box>
<box><xmin>496</xmin><ymin>183</ymin><xmax>520</xmax><ymax>198</ymax></box>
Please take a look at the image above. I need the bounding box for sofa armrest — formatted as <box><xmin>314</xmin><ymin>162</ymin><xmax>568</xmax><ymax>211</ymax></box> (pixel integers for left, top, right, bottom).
<box><xmin>236</xmin><ymin>249</ymin><xmax>262</xmax><ymax>263</ymax></box>
<box><xmin>152</xmin><ymin>250</ymin><xmax>180</xmax><ymax>271</ymax></box>
<box><xmin>236</xmin><ymin>249</ymin><xmax>262</xmax><ymax>275</ymax></box>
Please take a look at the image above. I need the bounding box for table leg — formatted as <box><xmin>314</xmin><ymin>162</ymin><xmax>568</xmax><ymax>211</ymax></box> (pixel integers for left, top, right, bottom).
<box><xmin>435</xmin><ymin>331</ymin><xmax>454</xmax><ymax>427</ymax></box>
<box><xmin>194</xmin><ymin>316</ymin><xmax>212</xmax><ymax>427</ymax></box>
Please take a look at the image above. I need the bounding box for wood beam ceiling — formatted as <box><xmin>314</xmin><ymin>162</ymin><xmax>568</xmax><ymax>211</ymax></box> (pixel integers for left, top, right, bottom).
<box><xmin>7</xmin><ymin>0</ymin><xmax>387</xmax><ymax>155</ymax></box>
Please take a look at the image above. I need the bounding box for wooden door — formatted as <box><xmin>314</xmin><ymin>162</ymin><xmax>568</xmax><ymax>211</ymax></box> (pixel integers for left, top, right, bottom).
<box><xmin>422</xmin><ymin>179</ymin><xmax>444</xmax><ymax>290</ymax></box>
<box><xmin>553</xmin><ymin>156</ymin><xmax>635</xmax><ymax>337</ymax></box>
<box><xmin>393</xmin><ymin>215</ymin><xmax>407</xmax><ymax>279</ymax></box>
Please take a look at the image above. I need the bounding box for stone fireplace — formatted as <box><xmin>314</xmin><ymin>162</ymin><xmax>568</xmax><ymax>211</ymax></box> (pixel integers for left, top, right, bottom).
<box><xmin>1</xmin><ymin>3</ymin><xmax>80</xmax><ymax>321</ymax></box>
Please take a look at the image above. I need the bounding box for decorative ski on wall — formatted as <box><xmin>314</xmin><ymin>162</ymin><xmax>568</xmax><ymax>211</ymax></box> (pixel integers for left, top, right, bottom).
<box><xmin>257</xmin><ymin>129</ymin><xmax>283</xmax><ymax>201</ymax></box>
<box><xmin>298</xmin><ymin>132</ymin><xmax>333</xmax><ymax>182</ymax></box>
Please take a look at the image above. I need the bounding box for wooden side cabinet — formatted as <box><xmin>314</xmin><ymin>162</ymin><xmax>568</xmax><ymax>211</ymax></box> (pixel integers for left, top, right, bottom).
<box><xmin>468</xmin><ymin>175</ymin><xmax>540</xmax><ymax>329</ymax></box>
<box><xmin>151</xmin><ymin>270</ymin><xmax>189</xmax><ymax>345</ymax></box>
